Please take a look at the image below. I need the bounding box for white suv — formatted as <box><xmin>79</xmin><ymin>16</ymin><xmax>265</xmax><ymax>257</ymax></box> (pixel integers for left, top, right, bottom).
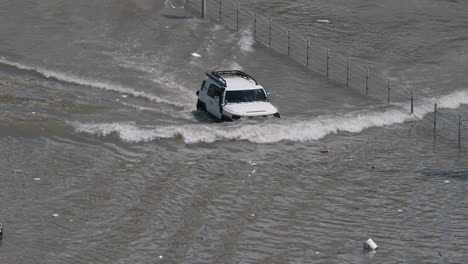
<box><xmin>196</xmin><ymin>70</ymin><xmax>280</xmax><ymax>121</ymax></box>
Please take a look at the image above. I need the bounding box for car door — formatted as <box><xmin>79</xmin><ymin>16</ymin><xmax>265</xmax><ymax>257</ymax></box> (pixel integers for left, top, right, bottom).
<box><xmin>206</xmin><ymin>84</ymin><xmax>223</xmax><ymax>119</ymax></box>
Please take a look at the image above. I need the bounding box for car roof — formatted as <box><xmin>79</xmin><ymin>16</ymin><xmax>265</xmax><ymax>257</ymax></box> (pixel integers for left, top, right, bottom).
<box><xmin>223</xmin><ymin>77</ymin><xmax>262</xmax><ymax>91</ymax></box>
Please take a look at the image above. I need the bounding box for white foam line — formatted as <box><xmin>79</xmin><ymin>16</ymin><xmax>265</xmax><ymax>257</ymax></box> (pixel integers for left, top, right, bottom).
<box><xmin>0</xmin><ymin>58</ymin><xmax>185</xmax><ymax>108</ymax></box>
<box><xmin>238</xmin><ymin>27</ymin><xmax>255</xmax><ymax>54</ymax></box>
<box><xmin>70</xmin><ymin>88</ymin><xmax>468</xmax><ymax>144</ymax></box>
<box><xmin>68</xmin><ymin>109</ymin><xmax>411</xmax><ymax>144</ymax></box>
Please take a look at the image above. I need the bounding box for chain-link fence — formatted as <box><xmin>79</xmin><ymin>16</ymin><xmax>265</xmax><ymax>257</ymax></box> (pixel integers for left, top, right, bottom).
<box><xmin>184</xmin><ymin>0</ymin><xmax>468</xmax><ymax>150</ymax></box>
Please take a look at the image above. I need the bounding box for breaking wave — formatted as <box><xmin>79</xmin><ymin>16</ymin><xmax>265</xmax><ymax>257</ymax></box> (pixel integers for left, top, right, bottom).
<box><xmin>238</xmin><ymin>28</ymin><xmax>255</xmax><ymax>54</ymax></box>
<box><xmin>0</xmin><ymin>57</ymin><xmax>185</xmax><ymax>108</ymax></box>
<box><xmin>70</xmin><ymin>108</ymin><xmax>414</xmax><ymax>144</ymax></box>
<box><xmin>70</xmin><ymin>88</ymin><xmax>468</xmax><ymax>144</ymax></box>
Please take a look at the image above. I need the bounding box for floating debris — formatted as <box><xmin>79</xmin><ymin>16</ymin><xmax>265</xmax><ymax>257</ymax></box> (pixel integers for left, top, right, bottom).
<box><xmin>0</xmin><ymin>223</ymin><xmax>3</xmax><ymax>239</ymax></box>
<box><xmin>32</xmin><ymin>112</ymin><xmax>36</xmax><ymax>115</ymax></box>
<box><xmin>159</xmin><ymin>255</ymin><xmax>163</xmax><ymax>259</ymax></box>
<box><xmin>14</xmin><ymin>169</ymin><xmax>22</xmax><ymax>174</ymax></box>
<box><xmin>397</xmin><ymin>209</ymin><xmax>403</xmax><ymax>212</ymax></box>
<box><xmin>121</xmin><ymin>94</ymin><xmax>128</xmax><ymax>98</ymax></box>
<box><xmin>34</xmin><ymin>178</ymin><xmax>41</xmax><ymax>181</ymax></box>
<box><xmin>170</xmin><ymin>4</ymin><xmax>175</xmax><ymax>8</ymax></box>
<box><xmin>320</xmin><ymin>147</ymin><xmax>329</xmax><ymax>154</ymax></box>
<box><xmin>444</xmin><ymin>180</ymin><xmax>451</xmax><ymax>183</ymax></box>
<box><xmin>191</xmin><ymin>52</ymin><xmax>202</xmax><ymax>58</ymax></box>
<box><xmin>317</xmin><ymin>19</ymin><xmax>330</xmax><ymax>23</ymax></box>
<box><xmin>363</xmin><ymin>238</ymin><xmax>378</xmax><ymax>250</ymax></box>
<box><xmin>52</xmin><ymin>214</ymin><xmax>59</xmax><ymax>217</ymax></box>
<box><xmin>250</xmin><ymin>213</ymin><xmax>255</xmax><ymax>217</ymax></box>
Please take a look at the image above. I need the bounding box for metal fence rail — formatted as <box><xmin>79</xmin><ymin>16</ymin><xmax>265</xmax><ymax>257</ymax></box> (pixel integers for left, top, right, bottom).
<box><xmin>184</xmin><ymin>0</ymin><xmax>467</xmax><ymax>149</ymax></box>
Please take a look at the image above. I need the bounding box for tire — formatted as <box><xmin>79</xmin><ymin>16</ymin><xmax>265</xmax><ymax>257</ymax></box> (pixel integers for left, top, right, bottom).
<box><xmin>196</xmin><ymin>100</ymin><xmax>206</xmax><ymax>112</ymax></box>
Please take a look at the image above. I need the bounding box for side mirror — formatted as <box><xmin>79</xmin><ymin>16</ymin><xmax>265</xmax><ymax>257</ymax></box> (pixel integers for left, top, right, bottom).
<box><xmin>196</xmin><ymin>91</ymin><xmax>199</xmax><ymax>96</ymax></box>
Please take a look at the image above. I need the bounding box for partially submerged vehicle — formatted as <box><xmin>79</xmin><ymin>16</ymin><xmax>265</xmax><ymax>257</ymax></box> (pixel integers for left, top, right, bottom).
<box><xmin>196</xmin><ymin>70</ymin><xmax>280</xmax><ymax>121</ymax></box>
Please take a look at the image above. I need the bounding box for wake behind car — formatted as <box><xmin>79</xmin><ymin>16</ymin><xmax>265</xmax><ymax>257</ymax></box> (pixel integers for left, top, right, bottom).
<box><xmin>196</xmin><ymin>70</ymin><xmax>280</xmax><ymax>121</ymax></box>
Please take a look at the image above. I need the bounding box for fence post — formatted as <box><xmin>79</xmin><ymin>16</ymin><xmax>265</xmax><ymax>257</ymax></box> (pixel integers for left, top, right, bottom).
<box><xmin>268</xmin><ymin>19</ymin><xmax>272</xmax><ymax>47</ymax></box>
<box><xmin>287</xmin><ymin>30</ymin><xmax>291</xmax><ymax>56</ymax></box>
<box><xmin>410</xmin><ymin>91</ymin><xmax>414</xmax><ymax>114</ymax></box>
<box><xmin>306</xmin><ymin>40</ymin><xmax>310</xmax><ymax>68</ymax></box>
<box><xmin>218</xmin><ymin>0</ymin><xmax>222</xmax><ymax>21</ymax></box>
<box><xmin>253</xmin><ymin>13</ymin><xmax>256</xmax><ymax>41</ymax></box>
<box><xmin>387</xmin><ymin>80</ymin><xmax>391</xmax><ymax>103</ymax></box>
<box><xmin>434</xmin><ymin>103</ymin><xmax>437</xmax><ymax>135</ymax></box>
<box><xmin>365</xmin><ymin>68</ymin><xmax>369</xmax><ymax>96</ymax></box>
<box><xmin>236</xmin><ymin>3</ymin><xmax>239</xmax><ymax>32</ymax></box>
<box><xmin>458</xmin><ymin>115</ymin><xmax>462</xmax><ymax>147</ymax></box>
<box><xmin>201</xmin><ymin>0</ymin><xmax>207</xmax><ymax>18</ymax></box>
<box><xmin>346</xmin><ymin>58</ymin><xmax>349</xmax><ymax>87</ymax></box>
<box><xmin>326</xmin><ymin>49</ymin><xmax>330</xmax><ymax>77</ymax></box>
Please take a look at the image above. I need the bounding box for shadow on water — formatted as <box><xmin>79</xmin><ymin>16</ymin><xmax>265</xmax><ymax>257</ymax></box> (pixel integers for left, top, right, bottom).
<box><xmin>423</xmin><ymin>170</ymin><xmax>468</xmax><ymax>181</ymax></box>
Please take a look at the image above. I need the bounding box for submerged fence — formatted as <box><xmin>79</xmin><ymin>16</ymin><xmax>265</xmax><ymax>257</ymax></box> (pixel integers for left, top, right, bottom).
<box><xmin>184</xmin><ymin>0</ymin><xmax>468</xmax><ymax>149</ymax></box>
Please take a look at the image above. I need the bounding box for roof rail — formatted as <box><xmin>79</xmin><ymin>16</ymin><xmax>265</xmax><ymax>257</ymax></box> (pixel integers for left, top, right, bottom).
<box><xmin>206</xmin><ymin>70</ymin><xmax>259</xmax><ymax>87</ymax></box>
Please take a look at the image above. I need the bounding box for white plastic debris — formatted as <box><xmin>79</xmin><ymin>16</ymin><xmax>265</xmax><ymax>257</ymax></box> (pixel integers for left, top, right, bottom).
<box><xmin>14</xmin><ymin>169</ymin><xmax>22</xmax><ymax>174</ymax></box>
<box><xmin>32</xmin><ymin>112</ymin><xmax>36</xmax><ymax>115</ymax></box>
<box><xmin>159</xmin><ymin>255</ymin><xmax>163</xmax><ymax>259</ymax></box>
<box><xmin>363</xmin><ymin>238</ymin><xmax>378</xmax><ymax>250</ymax></box>
<box><xmin>444</xmin><ymin>180</ymin><xmax>451</xmax><ymax>183</ymax></box>
<box><xmin>52</xmin><ymin>214</ymin><xmax>59</xmax><ymax>217</ymax></box>
<box><xmin>171</xmin><ymin>4</ymin><xmax>175</xmax><ymax>8</ymax></box>
<box><xmin>191</xmin><ymin>52</ymin><xmax>202</xmax><ymax>58</ymax></box>
<box><xmin>315</xmin><ymin>251</ymin><xmax>319</xmax><ymax>254</ymax></box>
<box><xmin>121</xmin><ymin>94</ymin><xmax>128</xmax><ymax>98</ymax></box>
<box><xmin>34</xmin><ymin>178</ymin><xmax>41</xmax><ymax>181</ymax></box>
<box><xmin>397</xmin><ymin>209</ymin><xmax>403</xmax><ymax>212</ymax></box>
<box><xmin>317</xmin><ymin>19</ymin><xmax>330</xmax><ymax>23</ymax></box>
<box><xmin>250</xmin><ymin>213</ymin><xmax>255</xmax><ymax>217</ymax></box>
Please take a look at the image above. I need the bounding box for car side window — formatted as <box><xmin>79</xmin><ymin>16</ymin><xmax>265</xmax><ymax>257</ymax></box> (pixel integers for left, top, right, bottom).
<box><xmin>207</xmin><ymin>84</ymin><xmax>221</xmax><ymax>98</ymax></box>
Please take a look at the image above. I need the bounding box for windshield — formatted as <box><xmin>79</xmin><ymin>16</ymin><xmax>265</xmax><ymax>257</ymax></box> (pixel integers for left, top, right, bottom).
<box><xmin>225</xmin><ymin>89</ymin><xmax>268</xmax><ymax>103</ymax></box>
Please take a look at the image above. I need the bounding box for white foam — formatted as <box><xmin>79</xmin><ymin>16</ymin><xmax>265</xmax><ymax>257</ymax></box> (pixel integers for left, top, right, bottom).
<box><xmin>239</xmin><ymin>28</ymin><xmax>255</xmax><ymax>54</ymax></box>
<box><xmin>409</xmin><ymin>89</ymin><xmax>468</xmax><ymax>119</ymax></box>
<box><xmin>433</xmin><ymin>90</ymin><xmax>468</xmax><ymax>109</ymax></box>
<box><xmin>0</xmin><ymin>57</ymin><xmax>184</xmax><ymax>108</ymax></box>
<box><xmin>69</xmin><ymin>107</ymin><xmax>416</xmax><ymax>144</ymax></box>
<box><xmin>228</xmin><ymin>61</ymin><xmax>244</xmax><ymax>71</ymax></box>
<box><xmin>69</xmin><ymin>88</ymin><xmax>468</xmax><ymax>144</ymax></box>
